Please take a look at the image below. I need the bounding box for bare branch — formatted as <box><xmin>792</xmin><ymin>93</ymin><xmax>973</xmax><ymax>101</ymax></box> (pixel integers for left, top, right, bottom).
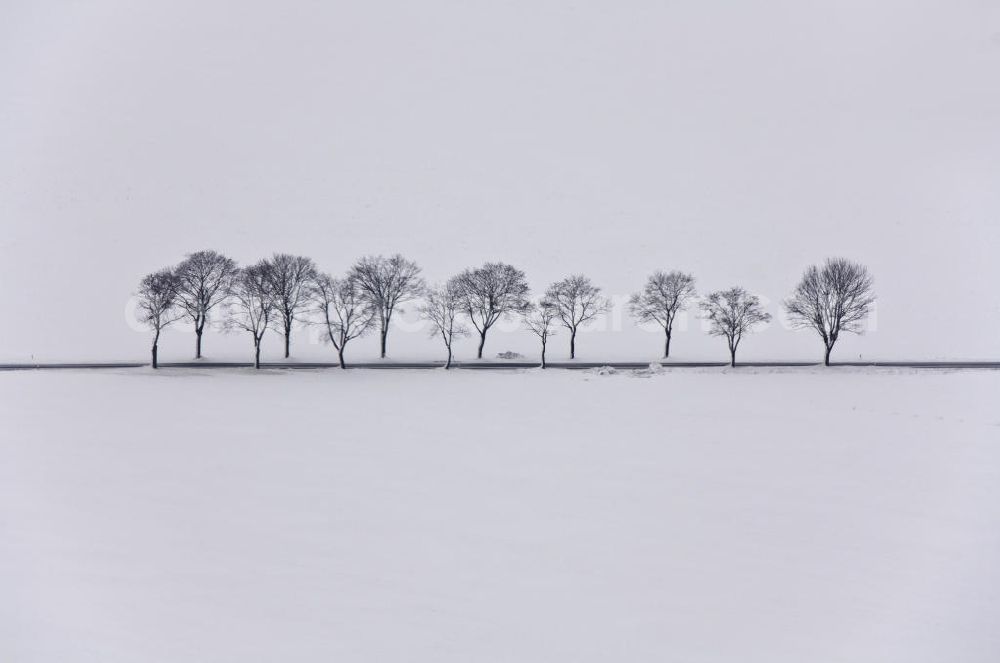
<box><xmin>350</xmin><ymin>254</ymin><xmax>425</xmax><ymax>359</ymax></box>
<box><xmin>173</xmin><ymin>250</ymin><xmax>238</xmax><ymax>358</ymax></box>
<box><xmin>263</xmin><ymin>253</ymin><xmax>317</xmax><ymax>359</ymax></box>
<box><xmin>136</xmin><ymin>268</ymin><xmax>182</xmax><ymax>368</ymax></box>
<box><xmin>310</xmin><ymin>272</ymin><xmax>376</xmax><ymax>368</ymax></box>
<box><xmin>544</xmin><ymin>275</ymin><xmax>609</xmax><ymax>359</ymax></box>
<box><xmin>450</xmin><ymin>262</ymin><xmax>531</xmax><ymax>359</ymax></box>
<box><xmin>522</xmin><ymin>298</ymin><xmax>559</xmax><ymax>368</ymax></box>
<box><xmin>628</xmin><ymin>270</ymin><xmax>696</xmax><ymax>358</ymax></box>
<box><xmin>418</xmin><ymin>281</ymin><xmax>468</xmax><ymax>369</ymax></box>
<box><xmin>225</xmin><ymin>261</ymin><xmax>278</xmax><ymax>369</ymax></box>
<box><xmin>700</xmin><ymin>287</ymin><xmax>771</xmax><ymax>367</ymax></box>
<box><xmin>784</xmin><ymin>258</ymin><xmax>875</xmax><ymax>365</ymax></box>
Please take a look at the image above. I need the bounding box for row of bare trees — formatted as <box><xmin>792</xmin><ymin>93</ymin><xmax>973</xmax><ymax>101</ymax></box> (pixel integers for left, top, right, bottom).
<box><xmin>137</xmin><ymin>251</ymin><xmax>420</xmax><ymax>368</ymax></box>
<box><xmin>137</xmin><ymin>253</ymin><xmax>875</xmax><ymax>368</ymax></box>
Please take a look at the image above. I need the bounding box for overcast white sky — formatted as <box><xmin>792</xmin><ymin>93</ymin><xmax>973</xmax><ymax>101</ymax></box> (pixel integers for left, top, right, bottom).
<box><xmin>1</xmin><ymin>0</ymin><xmax>998</xmax><ymax>362</ymax></box>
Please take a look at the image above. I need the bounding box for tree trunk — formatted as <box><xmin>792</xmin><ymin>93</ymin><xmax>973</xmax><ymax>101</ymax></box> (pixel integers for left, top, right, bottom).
<box><xmin>380</xmin><ymin>326</ymin><xmax>388</xmax><ymax>359</ymax></box>
<box><xmin>477</xmin><ymin>330</ymin><xmax>487</xmax><ymax>359</ymax></box>
<box><xmin>338</xmin><ymin>347</ymin><xmax>346</xmax><ymax>369</ymax></box>
<box><xmin>730</xmin><ymin>347</ymin><xmax>736</xmax><ymax>368</ymax></box>
<box><xmin>540</xmin><ymin>339</ymin><xmax>547</xmax><ymax>369</ymax></box>
<box><xmin>445</xmin><ymin>345</ymin><xmax>452</xmax><ymax>369</ymax></box>
<box><xmin>664</xmin><ymin>331</ymin><xmax>671</xmax><ymax>359</ymax></box>
<box><xmin>254</xmin><ymin>341</ymin><xmax>261</xmax><ymax>369</ymax></box>
<box><xmin>569</xmin><ymin>330</ymin><xmax>576</xmax><ymax>360</ymax></box>
<box><xmin>284</xmin><ymin>329</ymin><xmax>290</xmax><ymax>359</ymax></box>
<box><xmin>195</xmin><ymin>328</ymin><xmax>203</xmax><ymax>359</ymax></box>
<box><xmin>824</xmin><ymin>344</ymin><xmax>832</xmax><ymax>366</ymax></box>
<box><xmin>151</xmin><ymin>341</ymin><xmax>158</xmax><ymax>369</ymax></box>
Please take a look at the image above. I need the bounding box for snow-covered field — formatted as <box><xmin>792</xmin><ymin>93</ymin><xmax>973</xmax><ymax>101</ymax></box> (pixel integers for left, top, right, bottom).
<box><xmin>2</xmin><ymin>368</ymin><xmax>999</xmax><ymax>662</ymax></box>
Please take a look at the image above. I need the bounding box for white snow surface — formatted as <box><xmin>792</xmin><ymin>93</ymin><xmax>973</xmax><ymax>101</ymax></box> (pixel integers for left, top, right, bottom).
<box><xmin>2</xmin><ymin>367</ymin><xmax>999</xmax><ymax>662</ymax></box>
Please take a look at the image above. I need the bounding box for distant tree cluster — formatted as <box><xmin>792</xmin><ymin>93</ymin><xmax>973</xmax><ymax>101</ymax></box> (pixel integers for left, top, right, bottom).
<box><xmin>136</xmin><ymin>252</ymin><xmax>875</xmax><ymax>369</ymax></box>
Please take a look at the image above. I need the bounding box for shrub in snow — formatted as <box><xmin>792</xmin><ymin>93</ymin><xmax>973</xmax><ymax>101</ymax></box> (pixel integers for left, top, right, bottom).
<box><xmin>496</xmin><ymin>351</ymin><xmax>523</xmax><ymax>360</ymax></box>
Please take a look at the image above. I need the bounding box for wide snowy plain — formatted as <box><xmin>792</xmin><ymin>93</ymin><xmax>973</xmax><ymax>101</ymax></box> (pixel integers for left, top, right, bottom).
<box><xmin>2</xmin><ymin>366</ymin><xmax>999</xmax><ymax>662</ymax></box>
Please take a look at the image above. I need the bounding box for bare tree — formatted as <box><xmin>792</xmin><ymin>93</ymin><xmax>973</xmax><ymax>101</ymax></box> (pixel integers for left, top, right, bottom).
<box><xmin>700</xmin><ymin>287</ymin><xmax>772</xmax><ymax>367</ymax></box>
<box><xmin>311</xmin><ymin>273</ymin><xmax>375</xmax><ymax>369</ymax></box>
<box><xmin>265</xmin><ymin>253</ymin><xmax>317</xmax><ymax>359</ymax></box>
<box><xmin>351</xmin><ymin>254</ymin><xmax>425</xmax><ymax>359</ymax></box>
<box><xmin>418</xmin><ymin>281</ymin><xmax>468</xmax><ymax>369</ymax></box>
<box><xmin>523</xmin><ymin>299</ymin><xmax>558</xmax><ymax>368</ymax></box>
<box><xmin>227</xmin><ymin>262</ymin><xmax>277</xmax><ymax>369</ymax></box>
<box><xmin>136</xmin><ymin>269</ymin><xmax>182</xmax><ymax>369</ymax></box>
<box><xmin>629</xmin><ymin>270</ymin><xmax>696</xmax><ymax>358</ymax></box>
<box><xmin>174</xmin><ymin>250</ymin><xmax>238</xmax><ymax>359</ymax></box>
<box><xmin>784</xmin><ymin>258</ymin><xmax>876</xmax><ymax>366</ymax></box>
<box><xmin>452</xmin><ymin>262</ymin><xmax>531</xmax><ymax>359</ymax></box>
<box><xmin>545</xmin><ymin>275</ymin><xmax>609</xmax><ymax>359</ymax></box>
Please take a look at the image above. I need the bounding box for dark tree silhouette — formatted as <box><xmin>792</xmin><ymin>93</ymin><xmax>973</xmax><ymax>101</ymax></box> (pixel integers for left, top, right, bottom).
<box><xmin>174</xmin><ymin>250</ymin><xmax>238</xmax><ymax>359</ymax></box>
<box><xmin>452</xmin><ymin>262</ymin><xmax>531</xmax><ymax>359</ymax></box>
<box><xmin>419</xmin><ymin>281</ymin><xmax>468</xmax><ymax>369</ymax></box>
<box><xmin>628</xmin><ymin>270</ymin><xmax>696</xmax><ymax>358</ymax></box>
<box><xmin>265</xmin><ymin>253</ymin><xmax>317</xmax><ymax>359</ymax></box>
<box><xmin>351</xmin><ymin>254</ymin><xmax>424</xmax><ymax>359</ymax></box>
<box><xmin>311</xmin><ymin>273</ymin><xmax>375</xmax><ymax>369</ymax></box>
<box><xmin>523</xmin><ymin>299</ymin><xmax>558</xmax><ymax>368</ymax></box>
<box><xmin>700</xmin><ymin>287</ymin><xmax>771</xmax><ymax>367</ymax></box>
<box><xmin>227</xmin><ymin>262</ymin><xmax>277</xmax><ymax>369</ymax></box>
<box><xmin>784</xmin><ymin>258</ymin><xmax>876</xmax><ymax>366</ymax></box>
<box><xmin>545</xmin><ymin>275</ymin><xmax>609</xmax><ymax>359</ymax></box>
<box><xmin>136</xmin><ymin>269</ymin><xmax>182</xmax><ymax>369</ymax></box>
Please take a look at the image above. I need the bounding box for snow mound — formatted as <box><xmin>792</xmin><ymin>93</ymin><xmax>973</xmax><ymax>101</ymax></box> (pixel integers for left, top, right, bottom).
<box><xmin>630</xmin><ymin>363</ymin><xmax>665</xmax><ymax>378</ymax></box>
